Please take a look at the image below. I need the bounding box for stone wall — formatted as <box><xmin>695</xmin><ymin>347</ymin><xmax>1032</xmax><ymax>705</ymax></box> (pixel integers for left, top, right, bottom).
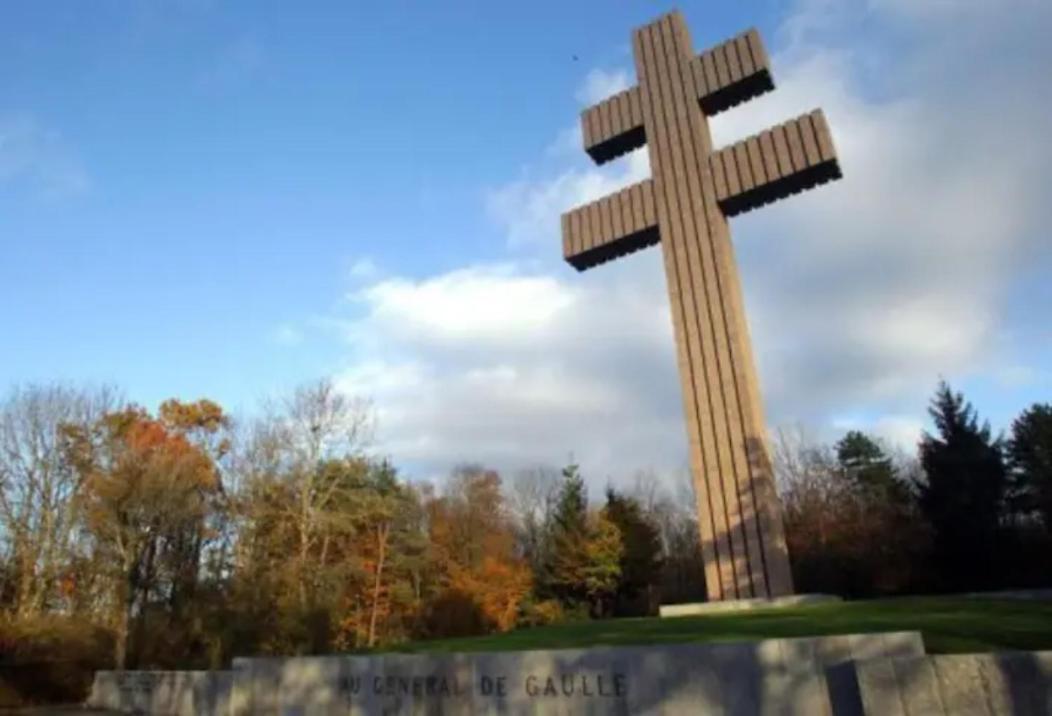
<box><xmin>229</xmin><ymin>631</ymin><xmax>922</xmax><ymax>715</ymax></box>
<box><xmin>86</xmin><ymin>636</ymin><xmax>1052</xmax><ymax>714</ymax></box>
<box><xmin>855</xmin><ymin>652</ymin><xmax>1052</xmax><ymax>715</ymax></box>
<box><xmin>87</xmin><ymin>670</ymin><xmax>233</xmax><ymax>715</ymax></box>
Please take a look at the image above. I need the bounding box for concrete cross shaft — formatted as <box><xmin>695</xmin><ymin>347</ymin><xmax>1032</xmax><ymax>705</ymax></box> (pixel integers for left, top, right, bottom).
<box><xmin>560</xmin><ymin>10</ymin><xmax>842</xmax><ymax>601</ymax></box>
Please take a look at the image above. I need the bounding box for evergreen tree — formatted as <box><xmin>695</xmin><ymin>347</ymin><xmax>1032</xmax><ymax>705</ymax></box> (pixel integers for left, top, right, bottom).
<box><xmin>552</xmin><ymin>463</ymin><xmax>588</xmax><ymax>535</ymax></box>
<box><xmin>1007</xmin><ymin>403</ymin><xmax>1052</xmax><ymax>533</ymax></box>
<box><xmin>604</xmin><ymin>489</ymin><xmax>663</xmax><ymax>616</ymax></box>
<box><xmin>540</xmin><ymin>463</ymin><xmax>589</xmax><ymax>604</ymax></box>
<box><xmin>916</xmin><ymin>382</ymin><xmax>1007</xmax><ymax>590</ymax></box>
<box><xmin>836</xmin><ymin>431</ymin><xmax>898</xmax><ymax>495</ymax></box>
<box><xmin>835</xmin><ymin>430</ymin><xmax>914</xmax><ymax>513</ymax></box>
<box><xmin>540</xmin><ymin>464</ymin><xmax>623</xmax><ymax>616</ymax></box>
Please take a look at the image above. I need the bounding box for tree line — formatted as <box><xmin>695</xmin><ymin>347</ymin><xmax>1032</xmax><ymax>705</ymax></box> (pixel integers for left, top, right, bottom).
<box><xmin>779</xmin><ymin>382</ymin><xmax>1052</xmax><ymax>597</ymax></box>
<box><xmin>0</xmin><ymin>377</ymin><xmax>1049</xmax><ymax>690</ymax></box>
<box><xmin>0</xmin><ymin>379</ymin><xmax>699</xmax><ymax>681</ymax></box>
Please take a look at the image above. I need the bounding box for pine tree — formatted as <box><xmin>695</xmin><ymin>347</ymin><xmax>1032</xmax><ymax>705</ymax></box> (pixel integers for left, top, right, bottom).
<box><xmin>552</xmin><ymin>463</ymin><xmax>588</xmax><ymax>535</ymax></box>
<box><xmin>916</xmin><ymin>381</ymin><xmax>1007</xmax><ymax>590</ymax></box>
<box><xmin>604</xmin><ymin>489</ymin><xmax>663</xmax><ymax>615</ymax></box>
<box><xmin>1007</xmin><ymin>403</ymin><xmax>1052</xmax><ymax>533</ymax></box>
<box><xmin>541</xmin><ymin>463</ymin><xmax>589</xmax><ymax>604</ymax></box>
<box><xmin>540</xmin><ymin>464</ymin><xmax>624</xmax><ymax>615</ymax></box>
<box><xmin>835</xmin><ymin>430</ymin><xmax>914</xmax><ymax>510</ymax></box>
<box><xmin>836</xmin><ymin>431</ymin><xmax>893</xmax><ymax>491</ymax></box>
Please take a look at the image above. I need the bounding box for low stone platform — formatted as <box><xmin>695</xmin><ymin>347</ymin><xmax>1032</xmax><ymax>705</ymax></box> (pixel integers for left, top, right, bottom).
<box><xmin>87</xmin><ymin>671</ymin><xmax>232</xmax><ymax>715</ymax></box>
<box><xmin>86</xmin><ymin>630</ymin><xmax>1052</xmax><ymax>714</ymax></box>
<box><xmin>659</xmin><ymin>593</ymin><xmax>841</xmax><ymax>617</ymax></box>
<box><xmin>856</xmin><ymin>652</ymin><xmax>1052</xmax><ymax>715</ymax></box>
<box><xmin>89</xmin><ymin>631</ymin><xmax>922</xmax><ymax>715</ymax></box>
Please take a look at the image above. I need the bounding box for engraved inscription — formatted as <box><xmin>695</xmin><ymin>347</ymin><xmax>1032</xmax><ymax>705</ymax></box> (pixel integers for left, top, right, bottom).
<box><xmin>337</xmin><ymin>672</ymin><xmax>628</xmax><ymax>701</ymax></box>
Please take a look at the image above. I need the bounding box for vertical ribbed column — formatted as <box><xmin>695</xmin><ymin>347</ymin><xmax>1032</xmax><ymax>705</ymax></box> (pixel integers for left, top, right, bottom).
<box><xmin>632</xmin><ymin>11</ymin><xmax>793</xmax><ymax>599</ymax></box>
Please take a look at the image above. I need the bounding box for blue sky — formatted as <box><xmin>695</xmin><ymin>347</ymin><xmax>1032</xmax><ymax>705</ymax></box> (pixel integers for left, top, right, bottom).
<box><xmin>3</xmin><ymin>0</ymin><xmax>1050</xmax><ymax>481</ymax></box>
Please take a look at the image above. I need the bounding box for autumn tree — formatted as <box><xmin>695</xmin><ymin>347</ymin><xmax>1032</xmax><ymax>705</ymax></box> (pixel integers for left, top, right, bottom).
<box><xmin>338</xmin><ymin>460</ymin><xmax>427</xmax><ymax>648</ymax></box>
<box><xmin>245</xmin><ymin>379</ymin><xmax>372</xmax><ymax>612</ymax></box>
<box><xmin>425</xmin><ymin>467</ymin><xmax>530</xmax><ymax>637</ymax></box>
<box><xmin>579</xmin><ymin>511</ymin><xmax>623</xmax><ymax>617</ymax></box>
<box><xmin>507</xmin><ymin>466</ymin><xmax>560</xmax><ymax>575</ymax></box>
<box><xmin>155</xmin><ymin>400</ymin><xmax>231</xmax><ymax>624</ymax></box>
<box><xmin>63</xmin><ymin>407</ymin><xmax>220</xmax><ymax>669</ymax></box>
<box><xmin>777</xmin><ymin>426</ymin><xmax>928</xmax><ymax>596</ymax></box>
<box><xmin>0</xmin><ymin>384</ymin><xmax>118</xmax><ymax>617</ymax></box>
<box><xmin>776</xmin><ymin>429</ymin><xmax>849</xmax><ymax>593</ymax></box>
<box><xmin>217</xmin><ymin>382</ymin><xmax>436</xmax><ymax>654</ymax></box>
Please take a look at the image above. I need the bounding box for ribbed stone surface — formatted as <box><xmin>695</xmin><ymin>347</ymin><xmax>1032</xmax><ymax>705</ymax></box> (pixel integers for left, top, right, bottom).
<box><xmin>562</xmin><ymin>10</ymin><xmax>847</xmax><ymax>602</ymax></box>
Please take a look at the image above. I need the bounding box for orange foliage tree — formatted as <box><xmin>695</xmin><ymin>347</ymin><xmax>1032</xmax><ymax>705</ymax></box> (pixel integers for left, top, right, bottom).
<box><xmin>425</xmin><ymin>467</ymin><xmax>531</xmax><ymax>636</ymax></box>
<box><xmin>62</xmin><ymin>406</ymin><xmax>221</xmax><ymax>668</ymax></box>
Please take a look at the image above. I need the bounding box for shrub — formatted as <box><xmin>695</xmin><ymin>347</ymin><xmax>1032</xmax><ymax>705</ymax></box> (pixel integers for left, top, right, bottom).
<box><xmin>0</xmin><ymin>615</ymin><xmax>114</xmax><ymax>706</ymax></box>
<box><xmin>520</xmin><ymin>599</ymin><xmax>565</xmax><ymax>627</ymax></box>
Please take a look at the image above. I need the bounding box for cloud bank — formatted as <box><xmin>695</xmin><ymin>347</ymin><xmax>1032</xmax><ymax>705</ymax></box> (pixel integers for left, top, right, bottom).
<box><xmin>328</xmin><ymin>0</ymin><xmax>1052</xmax><ymax>483</ymax></box>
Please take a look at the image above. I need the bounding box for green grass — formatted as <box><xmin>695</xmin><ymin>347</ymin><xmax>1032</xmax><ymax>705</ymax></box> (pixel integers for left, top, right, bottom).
<box><xmin>390</xmin><ymin>596</ymin><xmax>1052</xmax><ymax>655</ymax></box>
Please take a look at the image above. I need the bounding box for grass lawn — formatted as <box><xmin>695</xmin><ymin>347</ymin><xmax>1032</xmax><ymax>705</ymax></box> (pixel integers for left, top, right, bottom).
<box><xmin>391</xmin><ymin>596</ymin><xmax>1052</xmax><ymax>655</ymax></box>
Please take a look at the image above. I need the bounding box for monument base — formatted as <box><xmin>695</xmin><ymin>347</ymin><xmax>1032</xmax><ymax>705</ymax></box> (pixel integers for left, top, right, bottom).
<box><xmin>89</xmin><ymin>631</ymin><xmax>924</xmax><ymax>715</ymax></box>
<box><xmin>86</xmin><ymin>632</ymin><xmax>1052</xmax><ymax>715</ymax></box>
<box><xmin>659</xmin><ymin>593</ymin><xmax>841</xmax><ymax>617</ymax></box>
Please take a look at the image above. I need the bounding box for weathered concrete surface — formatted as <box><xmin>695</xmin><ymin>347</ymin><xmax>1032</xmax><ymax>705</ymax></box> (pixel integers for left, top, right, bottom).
<box><xmin>86</xmin><ymin>670</ymin><xmax>232</xmax><ymax>715</ymax></box>
<box><xmin>228</xmin><ymin>631</ymin><xmax>923</xmax><ymax>715</ymax></box>
<box><xmin>855</xmin><ymin>652</ymin><xmax>1052</xmax><ymax>715</ymax></box>
<box><xmin>659</xmin><ymin>593</ymin><xmax>841</xmax><ymax>617</ymax></box>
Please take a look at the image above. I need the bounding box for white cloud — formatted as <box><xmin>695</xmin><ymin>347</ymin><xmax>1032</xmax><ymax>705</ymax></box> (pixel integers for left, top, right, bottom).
<box><xmin>873</xmin><ymin>416</ymin><xmax>925</xmax><ymax>451</ymax></box>
<box><xmin>831</xmin><ymin>413</ymin><xmax>925</xmax><ymax>453</ymax></box>
<box><xmin>334</xmin><ymin>260</ymin><xmax>681</xmax><ymax>480</ymax></box>
<box><xmin>575</xmin><ymin>68</ymin><xmax>631</xmax><ymax>105</ymax></box>
<box><xmin>351</xmin><ymin>266</ymin><xmax>573</xmax><ymax>345</ymax></box>
<box><xmin>326</xmin><ymin>0</ymin><xmax>1052</xmax><ymax>483</ymax></box>
<box><xmin>349</xmin><ymin>257</ymin><xmax>379</xmax><ymax>280</ymax></box>
<box><xmin>486</xmin><ymin>150</ymin><xmax>650</xmax><ymax>250</ymax></box>
<box><xmin>492</xmin><ymin>64</ymin><xmax>649</xmax><ymax>250</ymax></box>
<box><xmin>712</xmin><ymin>0</ymin><xmax>1052</xmax><ymax>426</ymax></box>
<box><xmin>0</xmin><ymin>115</ymin><xmax>90</xmax><ymax>198</ymax></box>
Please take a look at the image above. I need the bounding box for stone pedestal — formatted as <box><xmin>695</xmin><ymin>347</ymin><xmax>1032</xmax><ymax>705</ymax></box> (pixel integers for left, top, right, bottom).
<box><xmin>659</xmin><ymin>593</ymin><xmax>841</xmax><ymax>617</ymax></box>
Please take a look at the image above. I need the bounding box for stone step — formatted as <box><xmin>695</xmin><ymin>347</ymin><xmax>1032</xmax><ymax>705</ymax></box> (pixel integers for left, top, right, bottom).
<box><xmin>854</xmin><ymin>652</ymin><xmax>1052</xmax><ymax>716</ymax></box>
<box><xmin>223</xmin><ymin>631</ymin><xmax>923</xmax><ymax>715</ymax></box>
<box><xmin>659</xmin><ymin>593</ymin><xmax>842</xmax><ymax>617</ymax></box>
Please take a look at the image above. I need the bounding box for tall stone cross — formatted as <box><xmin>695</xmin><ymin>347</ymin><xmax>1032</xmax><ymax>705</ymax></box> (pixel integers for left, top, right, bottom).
<box><xmin>561</xmin><ymin>11</ymin><xmax>842</xmax><ymax>601</ymax></box>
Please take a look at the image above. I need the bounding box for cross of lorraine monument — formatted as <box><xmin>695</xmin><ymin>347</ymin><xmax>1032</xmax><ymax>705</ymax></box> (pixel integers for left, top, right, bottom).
<box><xmin>561</xmin><ymin>11</ymin><xmax>842</xmax><ymax>602</ymax></box>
